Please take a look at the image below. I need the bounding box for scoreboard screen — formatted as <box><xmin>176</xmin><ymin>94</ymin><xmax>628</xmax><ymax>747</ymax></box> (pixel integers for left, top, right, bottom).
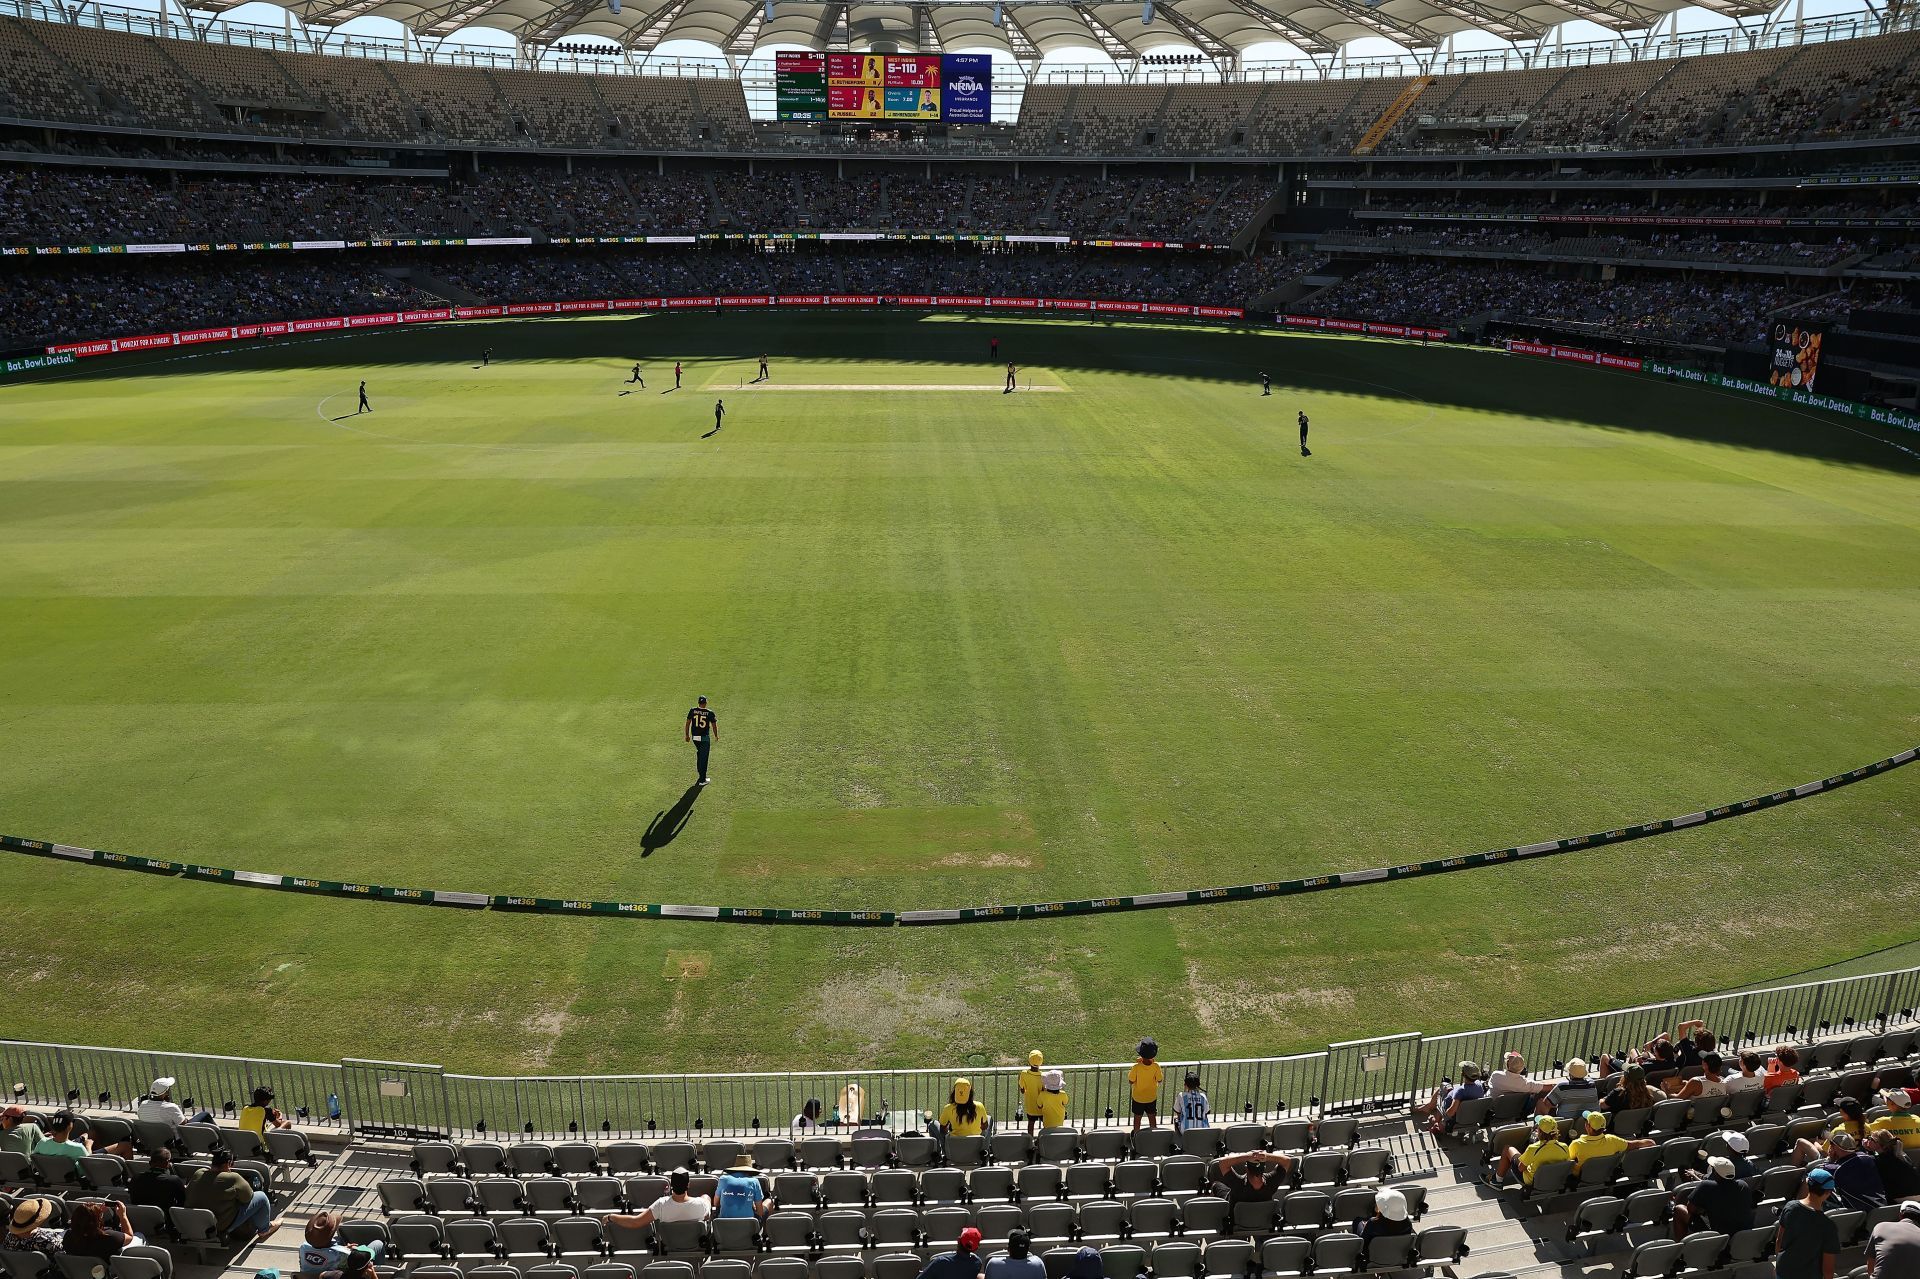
<box><xmin>775</xmin><ymin>52</ymin><xmax>991</xmax><ymax>122</ymax></box>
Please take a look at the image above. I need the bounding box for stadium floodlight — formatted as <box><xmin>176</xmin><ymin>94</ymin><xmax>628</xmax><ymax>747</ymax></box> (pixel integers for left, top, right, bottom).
<box><xmin>992</xmin><ymin>0</ymin><xmax>1001</xmax><ymax>21</ymax></box>
<box><xmin>1142</xmin><ymin>0</ymin><xmax>1153</xmax><ymax>21</ymax></box>
<box><xmin>764</xmin><ymin>0</ymin><xmax>773</xmax><ymax>19</ymax></box>
<box><xmin>609</xmin><ymin>0</ymin><xmax>620</xmax><ymax>13</ymax></box>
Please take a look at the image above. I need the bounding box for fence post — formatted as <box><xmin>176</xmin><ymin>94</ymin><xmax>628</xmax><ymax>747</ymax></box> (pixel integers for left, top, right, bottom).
<box><xmin>1317</xmin><ymin>1047</ymin><xmax>1333</xmax><ymax>1118</ymax></box>
<box><xmin>1806</xmin><ymin>984</ymin><xmax>1827</xmax><ymax>1041</ymax></box>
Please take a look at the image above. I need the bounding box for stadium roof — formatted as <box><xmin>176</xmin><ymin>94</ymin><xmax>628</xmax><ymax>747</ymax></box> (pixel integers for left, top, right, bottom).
<box><xmin>216</xmin><ymin>0</ymin><xmax>1775</xmax><ymax>57</ymax></box>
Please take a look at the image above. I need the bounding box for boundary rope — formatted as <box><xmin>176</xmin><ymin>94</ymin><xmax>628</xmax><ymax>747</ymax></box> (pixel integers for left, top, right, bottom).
<box><xmin>5</xmin><ymin>744</ymin><xmax>1913</xmax><ymax>926</ymax></box>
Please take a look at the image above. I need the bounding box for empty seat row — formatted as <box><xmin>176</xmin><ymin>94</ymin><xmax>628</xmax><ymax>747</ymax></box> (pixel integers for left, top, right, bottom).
<box><xmin>368</xmin><ymin>1187</ymin><xmax>1431</xmax><ymax>1264</ymax></box>
<box><xmin>365</xmin><ymin>1225</ymin><xmax>1466</xmax><ymax>1279</ymax></box>
<box><xmin>383</xmin><ymin>1153</ymin><xmax>1395</xmax><ymax>1220</ymax></box>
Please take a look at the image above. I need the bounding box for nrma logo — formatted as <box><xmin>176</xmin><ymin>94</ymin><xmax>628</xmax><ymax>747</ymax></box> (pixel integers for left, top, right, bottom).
<box><xmin>950</xmin><ymin>74</ymin><xmax>984</xmax><ymax>94</ymax></box>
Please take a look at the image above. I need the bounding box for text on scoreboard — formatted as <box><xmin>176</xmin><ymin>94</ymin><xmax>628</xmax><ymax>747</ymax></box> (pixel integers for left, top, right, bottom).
<box><xmin>775</xmin><ymin>52</ymin><xmax>990</xmax><ymax>122</ymax></box>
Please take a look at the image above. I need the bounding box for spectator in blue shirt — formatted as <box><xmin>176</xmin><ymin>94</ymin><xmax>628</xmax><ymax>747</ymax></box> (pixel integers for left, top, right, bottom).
<box><xmin>715</xmin><ymin>1155</ymin><xmax>769</xmax><ymax>1220</ymax></box>
<box><xmin>984</xmin><ymin>1229</ymin><xmax>1046</xmax><ymax>1279</ymax></box>
<box><xmin>1414</xmin><ymin>1061</ymin><xmax>1488</xmax><ymax>1135</ymax></box>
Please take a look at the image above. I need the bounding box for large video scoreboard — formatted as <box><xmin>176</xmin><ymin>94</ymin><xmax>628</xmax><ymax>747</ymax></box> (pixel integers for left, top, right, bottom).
<box><xmin>775</xmin><ymin>52</ymin><xmax>991</xmax><ymax>122</ymax></box>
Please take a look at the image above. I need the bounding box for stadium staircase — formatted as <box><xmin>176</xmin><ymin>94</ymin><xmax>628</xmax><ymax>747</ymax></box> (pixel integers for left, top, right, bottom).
<box><xmin>1350</xmin><ymin>76</ymin><xmax>1434</xmax><ymax>155</ymax></box>
<box><xmin>1609</xmin><ymin>63</ymin><xmax>1683</xmax><ymax>144</ymax></box>
<box><xmin>1229</xmin><ymin>188</ymin><xmax>1288</xmax><ymax>254</ymax></box>
<box><xmin>1502</xmin><ymin>66</ymin><xmax>1581</xmax><ymax>148</ymax></box>
<box><xmin>14</xmin><ymin>21</ymin><xmax>107</xmax><ymax>119</ymax></box>
<box><xmin>372</xmin><ymin>61</ymin><xmax>428</xmax><ymax>136</ymax></box>
<box><xmin>1711</xmin><ymin>45</ymin><xmax>1807</xmax><ymax>140</ymax></box>
<box><xmin>145</xmin><ymin>38</ymin><xmax>229</xmax><ymax>129</ymax></box>
<box><xmin>1038</xmin><ymin>173</ymin><xmax>1069</xmax><ymax>229</ymax></box>
<box><xmin>1229</xmin><ymin>84</ymin><xmax>1276</xmax><ymax>152</ymax></box>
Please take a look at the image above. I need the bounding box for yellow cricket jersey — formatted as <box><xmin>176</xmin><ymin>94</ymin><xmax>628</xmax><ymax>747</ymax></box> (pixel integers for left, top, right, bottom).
<box><xmin>1038</xmin><ymin>1091</ymin><xmax>1069</xmax><ymax>1128</ymax></box>
<box><xmin>1518</xmin><ymin>1139</ymin><xmax>1571</xmax><ymax>1186</ymax></box>
<box><xmin>1129</xmin><ymin>1061</ymin><xmax>1164</xmax><ymax>1104</ymax></box>
<box><xmin>1868</xmin><ymin>1113</ymin><xmax>1920</xmax><ymax>1150</ymax></box>
<box><xmin>1569</xmin><ymin>1133</ymin><xmax>1626</xmax><ymax>1170</ymax></box>
<box><xmin>1019</xmin><ymin>1069</ymin><xmax>1046</xmax><ymax>1117</ymax></box>
<box><xmin>939</xmin><ymin>1103</ymin><xmax>987</xmax><ymax>1137</ymax></box>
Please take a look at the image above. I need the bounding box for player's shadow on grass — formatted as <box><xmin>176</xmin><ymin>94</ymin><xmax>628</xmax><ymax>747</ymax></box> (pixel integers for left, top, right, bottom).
<box><xmin>640</xmin><ymin>784</ymin><xmax>703</xmax><ymax>857</ymax></box>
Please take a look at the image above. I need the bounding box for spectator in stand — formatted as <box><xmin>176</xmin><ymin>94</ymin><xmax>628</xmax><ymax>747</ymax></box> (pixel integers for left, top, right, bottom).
<box><xmin>606</xmin><ymin>1168</ymin><xmax>711</xmax><ymax>1231</ymax></box>
<box><xmin>320</xmin><ymin>1245</ymin><xmax>380</xmax><ymax>1279</ymax></box>
<box><xmin>1036</xmin><ymin>1071</ymin><xmax>1069</xmax><ymax>1130</ymax></box>
<box><xmin>139</xmin><ymin>1077</ymin><xmax>214</xmax><ymax>1127</ymax></box>
<box><xmin>984</xmin><ymin>1228</ymin><xmax>1045</xmax><ymax>1279</ymax></box>
<box><xmin>1866</xmin><ymin>1130</ymin><xmax>1920</xmax><ymax>1203</ymax></box>
<box><xmin>129</xmin><ymin>1149</ymin><xmax>187</xmax><ymax>1212</ymax></box>
<box><xmin>1486</xmin><ymin>1114</ymin><xmax>1570</xmax><ymax>1188</ymax></box>
<box><xmin>1019</xmin><ymin>1052</ymin><xmax>1047</xmax><ymax>1135</ymax></box>
<box><xmin>1777</xmin><ymin>1168</ymin><xmax>1842</xmax><ymax>1279</ymax></box>
<box><xmin>62</xmin><ymin>1200</ymin><xmax>138</xmax><ymax>1260</ymax></box>
<box><xmin>1487</xmin><ymin>1053</ymin><xmax>1542</xmax><ymax>1100</ymax></box>
<box><xmin>0</xmin><ymin>1108</ymin><xmax>44</xmax><ymax>1157</ymax></box>
<box><xmin>1540</xmin><ymin>1060</ymin><xmax>1601</xmax><ymax>1119</ymax></box>
<box><xmin>715</xmin><ymin>1153</ymin><xmax>769</xmax><ymax>1220</ymax></box>
<box><xmin>1601</xmin><ymin>1064</ymin><xmax>1667</xmax><ymax>1116</ymax></box>
<box><xmin>1671</xmin><ymin>1155</ymin><xmax>1756</xmax><ymax>1239</ymax></box>
<box><xmin>918</xmin><ymin>1226</ymin><xmax>984</xmax><ymax>1279</ymax></box>
<box><xmin>239</xmin><ymin>1086</ymin><xmax>293</xmax><ymax>1134</ymax></box>
<box><xmin>32</xmin><ymin>1114</ymin><xmax>89</xmax><ymax>1159</ymax></box>
<box><xmin>185</xmin><ymin>1148</ymin><xmax>275</xmax><ymax>1243</ymax></box>
<box><xmin>1212</xmin><ymin>1152</ymin><xmax>1293</xmax><ymax>1201</ymax></box>
<box><xmin>1352</xmin><ymin>1188</ymin><xmax>1413</xmax><ymax>1242</ymax></box>
<box><xmin>1129</xmin><ymin>1040</ymin><xmax>1164</xmax><ymax>1134</ymax></box>
<box><xmin>937</xmin><ymin>1079</ymin><xmax>989</xmax><ymax>1139</ymax></box>
<box><xmin>302</xmin><ymin>1212</ymin><xmax>384</xmax><ymax>1273</ymax></box>
<box><xmin>1764</xmin><ymin>1047</ymin><xmax>1802</xmax><ymax>1094</ymax></box>
<box><xmin>1724</xmin><ymin>1052</ymin><xmax>1766</xmax><ymax>1095</ymax></box>
<box><xmin>793</xmin><ymin>1098</ymin><xmax>823</xmax><ymax>1131</ymax></box>
<box><xmin>1175</xmin><ymin>1072</ymin><xmax>1211</xmax><ymax>1133</ymax></box>
<box><xmin>1413</xmin><ymin>1061</ymin><xmax>1488</xmax><ymax>1136</ymax></box>
<box><xmin>1569</xmin><ymin>1110</ymin><xmax>1654</xmax><ymax>1171</ymax></box>
<box><xmin>1823</xmin><ymin>1131</ymin><xmax>1890</xmax><ymax>1210</ymax></box>
<box><xmin>1674</xmin><ymin>1052</ymin><xmax>1732</xmax><ymax>1104</ymax></box>
<box><xmin>1867</xmin><ymin>1201</ymin><xmax>1920</xmax><ymax>1279</ymax></box>
<box><xmin>1873</xmin><ymin>1091</ymin><xmax>1920</xmax><ymax>1152</ymax></box>
<box><xmin>4</xmin><ymin>1199</ymin><xmax>64</xmax><ymax>1257</ymax></box>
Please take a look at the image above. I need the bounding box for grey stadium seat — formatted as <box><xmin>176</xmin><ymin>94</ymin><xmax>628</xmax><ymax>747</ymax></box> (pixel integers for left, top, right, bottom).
<box><xmin>1622</xmin><ymin>1239</ymin><xmax>1681</xmax><ymax>1279</ymax></box>
<box><xmin>1365</xmin><ymin>1234</ymin><xmax>1419</xmax><ymax>1270</ymax></box>
<box><xmin>1201</xmin><ymin>1238</ymin><xmax>1252</xmax><ymax>1278</ymax></box>
<box><xmin>873</xmin><ymin>1256</ymin><xmax>925</xmax><ymax>1279</ymax></box>
<box><xmin>1099</xmin><ymin>1244</ymin><xmax>1147</xmax><ymax>1279</ymax></box>
<box><xmin>1415</xmin><ymin>1225</ymin><xmax>1468</xmax><ymax>1264</ymax></box>
<box><xmin>1149</xmin><ymin>1241</ymin><xmax>1200</xmax><ymax>1279</ymax></box>
<box><xmin>1258</xmin><ymin>1236</ymin><xmax>1308</xmax><ymax>1278</ymax></box>
<box><xmin>106</xmin><ymin>1248</ymin><xmax>171</xmax><ymax>1279</ymax></box>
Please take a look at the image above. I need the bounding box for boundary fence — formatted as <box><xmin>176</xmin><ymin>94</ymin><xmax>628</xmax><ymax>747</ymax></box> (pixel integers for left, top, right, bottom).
<box><xmin>5</xmin><ymin>966</ymin><xmax>1916</xmax><ymax>1141</ymax></box>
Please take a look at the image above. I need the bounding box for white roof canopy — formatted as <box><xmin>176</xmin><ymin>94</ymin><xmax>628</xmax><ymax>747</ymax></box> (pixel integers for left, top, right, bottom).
<box><xmin>234</xmin><ymin>0</ymin><xmax>1771</xmax><ymax>56</ymax></box>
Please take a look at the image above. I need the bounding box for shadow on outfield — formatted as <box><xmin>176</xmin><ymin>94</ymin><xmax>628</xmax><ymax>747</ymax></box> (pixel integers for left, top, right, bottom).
<box><xmin>640</xmin><ymin>784</ymin><xmax>702</xmax><ymax>858</ymax></box>
<box><xmin>39</xmin><ymin>311</ymin><xmax>1920</xmax><ymax>474</ymax></box>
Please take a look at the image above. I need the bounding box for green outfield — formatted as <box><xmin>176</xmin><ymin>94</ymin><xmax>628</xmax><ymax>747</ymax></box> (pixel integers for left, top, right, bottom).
<box><xmin>3</xmin><ymin>311</ymin><xmax>1917</xmax><ymax>1074</ymax></box>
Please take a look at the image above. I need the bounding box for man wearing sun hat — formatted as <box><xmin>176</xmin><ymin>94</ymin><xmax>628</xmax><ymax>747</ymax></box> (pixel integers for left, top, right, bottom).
<box><xmin>4</xmin><ymin>1199</ymin><xmax>65</xmax><ymax>1256</ymax></box>
<box><xmin>1776</xmin><ymin>1168</ymin><xmax>1841</xmax><ymax>1279</ymax></box>
<box><xmin>715</xmin><ymin>1152</ymin><xmax>769</xmax><ymax>1220</ymax></box>
<box><xmin>916</xmin><ymin>1226</ymin><xmax>984</xmax><ymax>1279</ymax></box>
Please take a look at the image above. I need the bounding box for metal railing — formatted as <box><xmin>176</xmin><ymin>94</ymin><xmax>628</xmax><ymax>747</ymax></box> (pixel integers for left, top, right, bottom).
<box><xmin>5</xmin><ymin>963</ymin><xmax>1916</xmax><ymax>1142</ymax></box>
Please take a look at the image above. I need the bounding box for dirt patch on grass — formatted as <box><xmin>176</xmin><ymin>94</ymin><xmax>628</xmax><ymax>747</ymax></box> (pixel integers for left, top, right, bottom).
<box><xmin>725</xmin><ymin>806</ymin><xmax>1039</xmax><ymax>875</ymax></box>
<box><xmin>1185</xmin><ymin>960</ymin><xmax>1356</xmax><ymax>1034</ymax></box>
<box><xmin>802</xmin><ymin>970</ymin><xmax>970</xmax><ymax>1057</ymax></box>
<box><xmin>664</xmin><ymin>950</ymin><xmax>712</xmax><ymax>980</ymax></box>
